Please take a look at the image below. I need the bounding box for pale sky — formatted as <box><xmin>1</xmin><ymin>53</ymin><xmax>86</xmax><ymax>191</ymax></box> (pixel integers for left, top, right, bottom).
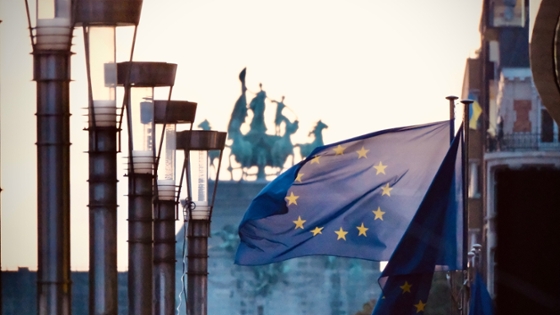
<box><xmin>0</xmin><ymin>0</ymin><xmax>482</xmax><ymax>270</ymax></box>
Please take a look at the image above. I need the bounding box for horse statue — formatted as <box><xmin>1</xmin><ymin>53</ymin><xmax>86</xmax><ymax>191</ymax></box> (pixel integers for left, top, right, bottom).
<box><xmin>224</xmin><ymin>69</ymin><xmax>298</xmax><ymax>180</ymax></box>
<box><xmin>295</xmin><ymin>120</ymin><xmax>329</xmax><ymax>160</ymax></box>
<box><xmin>223</xmin><ymin>68</ymin><xmax>326</xmax><ymax>181</ymax></box>
<box><xmin>227</xmin><ymin>127</ymin><xmax>253</xmax><ymax>180</ymax></box>
<box><xmin>270</xmin><ymin>118</ymin><xmax>299</xmax><ymax>173</ymax></box>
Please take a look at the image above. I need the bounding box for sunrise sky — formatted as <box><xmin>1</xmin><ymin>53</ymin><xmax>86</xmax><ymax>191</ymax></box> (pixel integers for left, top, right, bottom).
<box><xmin>0</xmin><ymin>0</ymin><xmax>482</xmax><ymax>270</ymax></box>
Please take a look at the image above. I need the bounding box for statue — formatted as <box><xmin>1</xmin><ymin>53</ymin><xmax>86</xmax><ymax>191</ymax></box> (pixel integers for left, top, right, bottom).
<box><xmin>272</xmin><ymin>96</ymin><xmax>288</xmax><ymax>136</ymax></box>
<box><xmin>198</xmin><ymin>119</ymin><xmax>212</xmax><ymax>131</ymax></box>
<box><xmin>295</xmin><ymin>120</ymin><xmax>329</xmax><ymax>159</ymax></box>
<box><xmin>227</xmin><ymin>68</ymin><xmax>248</xmax><ymax>138</ymax></box>
<box><xmin>222</xmin><ymin>68</ymin><xmax>328</xmax><ymax>181</ymax></box>
<box><xmin>198</xmin><ymin>119</ymin><xmax>221</xmax><ymax>179</ymax></box>
<box><xmin>270</xmin><ymin>118</ymin><xmax>299</xmax><ymax>173</ymax></box>
<box><xmin>247</xmin><ymin>83</ymin><xmax>267</xmax><ymax>136</ymax></box>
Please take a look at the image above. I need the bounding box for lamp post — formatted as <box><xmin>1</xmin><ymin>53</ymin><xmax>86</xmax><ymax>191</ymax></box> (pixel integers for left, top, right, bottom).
<box><xmin>152</xmin><ymin>100</ymin><xmax>197</xmax><ymax>315</ymax></box>
<box><xmin>24</xmin><ymin>1</ymin><xmax>73</xmax><ymax>314</ymax></box>
<box><xmin>74</xmin><ymin>1</ymin><xmax>143</xmax><ymax>314</ymax></box>
<box><xmin>176</xmin><ymin>130</ymin><xmax>227</xmax><ymax>315</ymax></box>
<box><xmin>117</xmin><ymin>61</ymin><xmax>177</xmax><ymax>315</ymax></box>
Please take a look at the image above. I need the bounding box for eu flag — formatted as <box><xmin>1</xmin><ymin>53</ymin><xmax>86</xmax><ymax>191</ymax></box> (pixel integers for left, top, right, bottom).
<box><xmin>469</xmin><ymin>271</ymin><xmax>494</xmax><ymax>315</ymax></box>
<box><xmin>372</xmin><ymin>127</ymin><xmax>464</xmax><ymax>315</ymax></box>
<box><xmin>235</xmin><ymin>120</ymin><xmax>452</xmax><ymax>265</ymax></box>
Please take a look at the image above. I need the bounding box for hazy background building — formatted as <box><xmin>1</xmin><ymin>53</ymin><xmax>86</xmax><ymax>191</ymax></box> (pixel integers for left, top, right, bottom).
<box><xmin>462</xmin><ymin>1</ymin><xmax>560</xmax><ymax>314</ymax></box>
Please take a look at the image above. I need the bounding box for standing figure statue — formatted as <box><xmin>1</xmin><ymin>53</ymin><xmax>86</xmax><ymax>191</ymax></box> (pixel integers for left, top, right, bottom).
<box><xmin>272</xmin><ymin>96</ymin><xmax>288</xmax><ymax>136</ymax></box>
<box><xmin>248</xmin><ymin>83</ymin><xmax>267</xmax><ymax>137</ymax></box>
<box><xmin>228</xmin><ymin>68</ymin><xmax>248</xmax><ymax>138</ymax></box>
<box><xmin>245</xmin><ymin>83</ymin><xmax>270</xmax><ymax>180</ymax></box>
<box><xmin>227</xmin><ymin>68</ymin><xmax>253</xmax><ymax>179</ymax></box>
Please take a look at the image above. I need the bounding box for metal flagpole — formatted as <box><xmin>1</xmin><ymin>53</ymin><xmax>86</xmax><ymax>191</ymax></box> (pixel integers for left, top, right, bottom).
<box><xmin>446</xmin><ymin>95</ymin><xmax>465</xmax><ymax>314</ymax></box>
<box><xmin>446</xmin><ymin>96</ymin><xmax>458</xmax><ymax>143</ymax></box>
<box><xmin>460</xmin><ymin>99</ymin><xmax>474</xmax><ymax>315</ymax></box>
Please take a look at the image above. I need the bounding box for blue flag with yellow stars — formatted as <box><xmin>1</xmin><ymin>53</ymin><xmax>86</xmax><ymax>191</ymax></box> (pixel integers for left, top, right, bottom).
<box><xmin>372</xmin><ymin>127</ymin><xmax>464</xmax><ymax>315</ymax></box>
<box><xmin>469</xmin><ymin>271</ymin><xmax>494</xmax><ymax>315</ymax></box>
<box><xmin>235</xmin><ymin>120</ymin><xmax>453</xmax><ymax>266</ymax></box>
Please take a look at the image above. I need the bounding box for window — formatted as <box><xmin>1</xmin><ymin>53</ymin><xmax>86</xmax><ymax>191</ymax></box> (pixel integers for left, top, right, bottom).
<box><xmin>468</xmin><ymin>161</ymin><xmax>480</xmax><ymax>198</ymax></box>
<box><xmin>541</xmin><ymin>108</ymin><xmax>554</xmax><ymax>142</ymax></box>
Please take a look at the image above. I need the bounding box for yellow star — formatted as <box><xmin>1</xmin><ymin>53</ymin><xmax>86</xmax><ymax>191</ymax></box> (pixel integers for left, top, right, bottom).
<box><xmin>400</xmin><ymin>281</ymin><xmax>412</xmax><ymax>293</ymax></box>
<box><xmin>356</xmin><ymin>146</ymin><xmax>369</xmax><ymax>158</ymax></box>
<box><xmin>414</xmin><ymin>300</ymin><xmax>426</xmax><ymax>313</ymax></box>
<box><xmin>373</xmin><ymin>161</ymin><xmax>387</xmax><ymax>175</ymax></box>
<box><xmin>335</xmin><ymin>227</ymin><xmax>348</xmax><ymax>240</ymax></box>
<box><xmin>356</xmin><ymin>223</ymin><xmax>368</xmax><ymax>236</ymax></box>
<box><xmin>310</xmin><ymin>155</ymin><xmax>321</xmax><ymax>164</ymax></box>
<box><xmin>310</xmin><ymin>226</ymin><xmax>323</xmax><ymax>236</ymax></box>
<box><xmin>285</xmin><ymin>191</ymin><xmax>299</xmax><ymax>206</ymax></box>
<box><xmin>333</xmin><ymin>145</ymin><xmax>345</xmax><ymax>155</ymax></box>
<box><xmin>293</xmin><ymin>216</ymin><xmax>306</xmax><ymax>229</ymax></box>
<box><xmin>295</xmin><ymin>172</ymin><xmax>304</xmax><ymax>183</ymax></box>
<box><xmin>381</xmin><ymin>183</ymin><xmax>392</xmax><ymax>196</ymax></box>
<box><xmin>372</xmin><ymin>207</ymin><xmax>385</xmax><ymax>220</ymax></box>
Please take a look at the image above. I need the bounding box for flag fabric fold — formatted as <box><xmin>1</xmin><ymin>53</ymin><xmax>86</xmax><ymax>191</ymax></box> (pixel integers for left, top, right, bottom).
<box><xmin>235</xmin><ymin>120</ymin><xmax>452</xmax><ymax>266</ymax></box>
<box><xmin>468</xmin><ymin>93</ymin><xmax>482</xmax><ymax>130</ymax></box>
<box><xmin>371</xmin><ymin>127</ymin><xmax>464</xmax><ymax>315</ymax></box>
<box><xmin>469</xmin><ymin>271</ymin><xmax>494</xmax><ymax>315</ymax></box>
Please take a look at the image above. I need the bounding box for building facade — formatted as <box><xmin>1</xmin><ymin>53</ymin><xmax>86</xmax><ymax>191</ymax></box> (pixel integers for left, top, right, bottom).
<box><xmin>463</xmin><ymin>1</ymin><xmax>560</xmax><ymax>314</ymax></box>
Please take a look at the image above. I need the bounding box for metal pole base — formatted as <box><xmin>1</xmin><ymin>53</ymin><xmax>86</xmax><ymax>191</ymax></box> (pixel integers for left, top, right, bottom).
<box><xmin>187</xmin><ymin>219</ymin><xmax>209</xmax><ymax>315</ymax></box>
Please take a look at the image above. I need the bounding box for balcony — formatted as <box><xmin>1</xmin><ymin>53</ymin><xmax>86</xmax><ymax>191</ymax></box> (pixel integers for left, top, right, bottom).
<box><xmin>487</xmin><ymin>133</ymin><xmax>560</xmax><ymax>152</ymax></box>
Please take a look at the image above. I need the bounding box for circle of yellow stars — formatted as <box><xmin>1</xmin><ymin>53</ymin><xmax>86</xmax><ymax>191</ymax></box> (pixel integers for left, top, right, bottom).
<box><xmin>285</xmin><ymin>142</ymin><xmax>398</xmax><ymax>242</ymax></box>
<box><xmin>278</xmin><ymin>141</ymin><xmax>429</xmax><ymax>313</ymax></box>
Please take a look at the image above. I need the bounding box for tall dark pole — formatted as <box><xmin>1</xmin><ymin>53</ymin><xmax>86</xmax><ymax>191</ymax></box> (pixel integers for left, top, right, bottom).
<box><xmin>154</xmin><ymin>199</ymin><xmax>177</xmax><ymax>315</ymax></box>
<box><xmin>34</xmin><ymin>39</ymin><xmax>73</xmax><ymax>315</ymax></box>
<box><xmin>118</xmin><ymin>61</ymin><xmax>177</xmax><ymax>315</ymax></box>
<box><xmin>187</xmin><ymin>219</ymin><xmax>210</xmax><ymax>315</ymax></box>
<box><xmin>82</xmin><ymin>25</ymin><xmax>120</xmax><ymax>315</ymax></box>
<box><xmin>75</xmin><ymin>2</ymin><xmax>143</xmax><ymax>313</ymax></box>
<box><xmin>176</xmin><ymin>130</ymin><xmax>226</xmax><ymax>315</ymax></box>
<box><xmin>447</xmin><ymin>95</ymin><xmax>458</xmax><ymax>143</ymax></box>
<box><xmin>153</xmin><ymin>100</ymin><xmax>197</xmax><ymax>315</ymax></box>
<box><xmin>88</xmin><ymin>124</ymin><xmax>119</xmax><ymax>315</ymax></box>
<box><xmin>24</xmin><ymin>1</ymin><xmax>75</xmax><ymax>312</ymax></box>
<box><xmin>125</xmin><ymin>86</ymin><xmax>154</xmax><ymax>315</ymax></box>
<box><xmin>128</xmin><ymin>171</ymin><xmax>154</xmax><ymax>315</ymax></box>
<box><xmin>461</xmin><ymin>99</ymin><xmax>473</xmax><ymax>315</ymax></box>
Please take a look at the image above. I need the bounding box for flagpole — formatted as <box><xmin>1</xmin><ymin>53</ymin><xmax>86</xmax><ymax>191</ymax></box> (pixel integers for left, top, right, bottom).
<box><xmin>446</xmin><ymin>96</ymin><xmax>458</xmax><ymax>143</ymax></box>
<box><xmin>460</xmin><ymin>99</ymin><xmax>473</xmax><ymax>315</ymax></box>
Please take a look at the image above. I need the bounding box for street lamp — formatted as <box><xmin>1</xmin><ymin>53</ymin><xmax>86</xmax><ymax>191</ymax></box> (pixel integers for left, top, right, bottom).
<box><xmin>24</xmin><ymin>1</ymin><xmax>73</xmax><ymax>314</ymax></box>
<box><xmin>152</xmin><ymin>100</ymin><xmax>197</xmax><ymax>315</ymax></box>
<box><xmin>117</xmin><ymin>61</ymin><xmax>177</xmax><ymax>315</ymax></box>
<box><xmin>74</xmin><ymin>1</ymin><xmax>143</xmax><ymax>314</ymax></box>
<box><xmin>176</xmin><ymin>130</ymin><xmax>227</xmax><ymax>315</ymax></box>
